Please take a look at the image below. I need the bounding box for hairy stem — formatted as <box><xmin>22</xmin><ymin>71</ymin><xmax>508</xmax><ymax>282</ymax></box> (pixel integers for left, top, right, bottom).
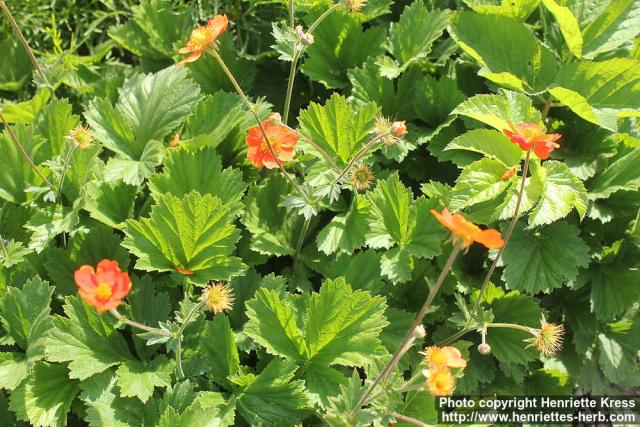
<box><xmin>353</xmin><ymin>243</ymin><xmax>462</xmax><ymax>415</ymax></box>
<box><xmin>389</xmin><ymin>412</ymin><xmax>433</xmax><ymax>427</ymax></box>
<box><xmin>436</xmin><ymin>326</ymin><xmax>475</xmax><ymax>347</ymax></box>
<box><xmin>1</xmin><ymin>112</ymin><xmax>56</xmax><ymax>191</ymax></box>
<box><xmin>283</xmin><ymin>49</ymin><xmax>301</xmax><ymax>124</ymax></box>
<box><xmin>109</xmin><ymin>308</ymin><xmax>172</xmax><ymax>337</ymax></box>
<box><xmin>308</xmin><ymin>4</ymin><xmax>341</xmax><ymax>34</ymax></box>
<box><xmin>176</xmin><ymin>339</ymin><xmax>185</xmax><ymax>379</ymax></box>
<box><xmin>57</xmin><ymin>143</ymin><xmax>77</xmax><ymax>200</ymax></box>
<box><xmin>332</xmin><ymin>133</ymin><xmax>388</xmax><ymax>187</ymax></box>
<box><xmin>486</xmin><ymin>322</ymin><xmax>535</xmax><ymax>334</ymax></box>
<box><xmin>293</xmin><ymin>216</ymin><xmax>311</xmax><ymax>271</ymax></box>
<box><xmin>471</xmin><ymin>149</ymin><xmax>532</xmax><ymax>317</ymax></box>
<box><xmin>209</xmin><ymin>49</ymin><xmax>307</xmax><ymax>199</ymax></box>
<box><xmin>0</xmin><ymin>1</ymin><xmax>51</xmax><ymax>88</ymax></box>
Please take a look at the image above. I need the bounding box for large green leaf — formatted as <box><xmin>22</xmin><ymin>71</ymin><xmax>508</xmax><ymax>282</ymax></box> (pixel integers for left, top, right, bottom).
<box><xmin>589</xmin><ymin>259</ymin><xmax>640</xmax><ymax>320</ymax></box>
<box><xmin>301</xmin><ymin>9</ymin><xmax>386</xmax><ymax>88</ymax></box>
<box><xmin>588</xmin><ymin>147</ymin><xmax>640</xmax><ymax>200</ymax></box>
<box><xmin>43</xmin><ymin>296</ymin><xmax>134</xmax><ymax>380</ymax></box>
<box><xmin>102</xmin><ymin>140</ymin><xmax>165</xmax><ymax>186</ymax></box>
<box><xmin>452</xmin><ymin>90</ymin><xmax>542</xmax><ymax>132</ymax></box>
<box><xmin>501</xmin><ymin>222</ymin><xmax>590</xmax><ymax>293</ymax></box>
<box><xmin>450</xmin><ymin>158</ymin><xmax>513</xmax><ymax>210</ymax></box>
<box><xmin>527</xmin><ymin>161</ymin><xmax>588</xmax><ymax>227</ymax></box>
<box><xmin>316</xmin><ymin>196</ymin><xmax>370</xmax><ymax>255</ymax></box>
<box><xmin>449</xmin><ymin>12</ymin><xmax>557</xmax><ymax>92</ymax></box>
<box><xmin>242</xmin><ymin>174</ymin><xmax>307</xmax><ymax>256</ymax></box>
<box><xmin>83</xmin><ymin>180</ymin><xmax>138</xmax><ymax>229</ymax></box>
<box><xmin>444</xmin><ymin>129</ymin><xmax>523</xmax><ymax>167</ymax></box>
<box><xmin>197</xmin><ymin>316</ymin><xmax>240</xmax><ymax>387</ymax></box>
<box><xmin>35</xmin><ymin>99</ymin><xmax>79</xmax><ymax>156</ymax></box>
<box><xmin>123</xmin><ymin>191</ymin><xmax>244</xmax><ymax>283</ymax></box>
<box><xmin>548</xmin><ymin>58</ymin><xmax>640</xmax><ymax>131</ymax></box>
<box><xmin>148</xmin><ymin>147</ymin><xmax>246</xmax><ymax>211</ymax></box>
<box><xmin>384</xmin><ymin>2</ymin><xmax>450</xmax><ymax>76</ymax></box>
<box><xmin>463</xmin><ymin>0</ymin><xmax>540</xmax><ymax>20</ymax></box>
<box><xmin>542</xmin><ymin>0</ymin><xmax>583</xmax><ymax>56</ymax></box>
<box><xmin>365</xmin><ymin>172</ymin><xmax>414</xmax><ymax>249</ymax></box>
<box><xmin>0</xmin><ymin>36</ymin><xmax>32</xmax><ymax>92</ymax></box>
<box><xmin>0</xmin><ymin>124</ymin><xmax>47</xmax><ymax>203</ymax></box>
<box><xmin>184</xmin><ymin>91</ymin><xmax>246</xmax><ymax>143</ymax></box>
<box><xmin>486</xmin><ymin>292</ymin><xmax>541</xmax><ymax>365</ymax></box>
<box><xmin>581</xmin><ymin>0</ymin><xmax>640</xmax><ymax>58</ymax></box>
<box><xmin>233</xmin><ymin>359</ymin><xmax>308</xmax><ymax>426</ymax></box>
<box><xmin>298</xmin><ymin>93</ymin><xmax>379</xmax><ymax>164</ymax></box>
<box><xmin>597</xmin><ymin>321</ymin><xmax>640</xmax><ymax>386</ymax></box>
<box><xmin>115</xmin><ymin>356</ymin><xmax>172</xmax><ymax>403</ymax></box>
<box><xmin>8</xmin><ymin>362</ymin><xmax>79</xmax><ymax>427</ymax></box>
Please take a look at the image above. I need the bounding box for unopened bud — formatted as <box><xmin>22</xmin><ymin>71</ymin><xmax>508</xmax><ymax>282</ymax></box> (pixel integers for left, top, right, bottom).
<box><xmin>501</xmin><ymin>167</ymin><xmax>516</xmax><ymax>181</ymax></box>
<box><xmin>268</xmin><ymin>112</ymin><xmax>282</xmax><ymax>124</ymax></box>
<box><xmin>391</xmin><ymin>121</ymin><xmax>407</xmax><ymax>138</ymax></box>
<box><xmin>477</xmin><ymin>342</ymin><xmax>491</xmax><ymax>355</ymax></box>
<box><xmin>170</xmin><ymin>133</ymin><xmax>181</xmax><ymax>147</ymax></box>
<box><xmin>413</xmin><ymin>325</ymin><xmax>426</xmax><ymax>340</ymax></box>
<box><xmin>295</xmin><ymin>26</ymin><xmax>314</xmax><ymax>46</ymax></box>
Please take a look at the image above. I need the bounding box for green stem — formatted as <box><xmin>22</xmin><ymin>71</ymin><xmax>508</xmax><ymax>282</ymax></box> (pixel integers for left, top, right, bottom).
<box><xmin>209</xmin><ymin>49</ymin><xmax>307</xmax><ymax>200</ymax></box>
<box><xmin>288</xmin><ymin>0</ymin><xmax>295</xmax><ymax>27</ymax></box>
<box><xmin>176</xmin><ymin>338</ymin><xmax>185</xmax><ymax>379</ymax></box>
<box><xmin>293</xmin><ymin>217</ymin><xmax>311</xmax><ymax>271</ymax></box>
<box><xmin>308</xmin><ymin>4</ymin><xmax>341</xmax><ymax>34</ymax></box>
<box><xmin>0</xmin><ymin>0</ymin><xmax>51</xmax><ymax>88</ymax></box>
<box><xmin>280</xmin><ymin>123</ymin><xmax>340</xmax><ymax>171</ymax></box>
<box><xmin>1</xmin><ymin>112</ymin><xmax>56</xmax><ymax>192</ymax></box>
<box><xmin>331</xmin><ymin>133</ymin><xmax>388</xmax><ymax>188</ymax></box>
<box><xmin>283</xmin><ymin>49</ymin><xmax>301</xmax><ymax>125</ymax></box>
<box><xmin>353</xmin><ymin>243</ymin><xmax>463</xmax><ymax>415</ymax></box>
<box><xmin>57</xmin><ymin>143</ymin><xmax>76</xmax><ymax>201</ymax></box>
<box><xmin>174</xmin><ymin>300</ymin><xmax>205</xmax><ymax>380</ymax></box>
<box><xmin>435</xmin><ymin>326</ymin><xmax>475</xmax><ymax>347</ymax></box>
<box><xmin>389</xmin><ymin>412</ymin><xmax>432</xmax><ymax>427</ymax></box>
<box><xmin>177</xmin><ymin>301</ymin><xmax>206</xmax><ymax>337</ymax></box>
<box><xmin>109</xmin><ymin>309</ymin><xmax>172</xmax><ymax>337</ymax></box>
<box><xmin>471</xmin><ymin>149</ymin><xmax>532</xmax><ymax>318</ymax></box>
<box><xmin>486</xmin><ymin>322</ymin><xmax>535</xmax><ymax>334</ymax></box>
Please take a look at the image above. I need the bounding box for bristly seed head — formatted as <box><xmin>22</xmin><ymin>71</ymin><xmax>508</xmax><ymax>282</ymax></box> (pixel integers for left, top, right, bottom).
<box><xmin>201</xmin><ymin>282</ymin><xmax>235</xmax><ymax>314</ymax></box>
<box><xmin>374</xmin><ymin>116</ymin><xmax>398</xmax><ymax>145</ymax></box>
<box><xmin>66</xmin><ymin>124</ymin><xmax>94</xmax><ymax>149</ymax></box>
<box><xmin>346</xmin><ymin>0</ymin><xmax>368</xmax><ymax>12</ymax></box>
<box><xmin>526</xmin><ymin>315</ymin><xmax>565</xmax><ymax>357</ymax></box>
<box><xmin>350</xmin><ymin>163</ymin><xmax>374</xmax><ymax>191</ymax></box>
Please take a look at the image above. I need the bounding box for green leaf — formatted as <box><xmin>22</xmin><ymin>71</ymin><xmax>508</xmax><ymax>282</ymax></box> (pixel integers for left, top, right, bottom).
<box><xmin>542</xmin><ymin>0</ymin><xmax>583</xmax><ymax>56</ymax></box>
<box><xmin>35</xmin><ymin>99</ymin><xmax>79</xmax><ymax>156</ymax></box>
<box><xmin>528</xmin><ymin>161</ymin><xmax>588</xmax><ymax>227</ymax></box>
<box><xmin>386</xmin><ymin>2</ymin><xmax>450</xmax><ymax>74</ymax></box>
<box><xmin>44</xmin><ymin>296</ymin><xmax>133</xmax><ymax>380</ymax></box>
<box><xmin>548</xmin><ymin>58</ymin><xmax>640</xmax><ymax>131</ymax></box>
<box><xmin>25</xmin><ymin>205</ymin><xmax>79</xmax><ymax>253</ymax></box>
<box><xmin>305</xmin><ymin>278</ymin><xmax>388</xmax><ymax>366</ymax></box>
<box><xmin>365</xmin><ymin>172</ymin><xmax>414</xmax><ymax>249</ymax></box>
<box><xmin>0</xmin><ymin>36</ymin><xmax>32</xmax><ymax>92</ymax></box>
<box><xmin>185</xmin><ymin>91</ymin><xmax>246</xmax><ymax>143</ymax></box>
<box><xmin>0</xmin><ymin>124</ymin><xmax>47</xmax><ymax>203</ymax></box>
<box><xmin>588</xmin><ymin>147</ymin><xmax>640</xmax><ymax>199</ymax></box>
<box><xmin>0</xmin><ymin>352</ymin><xmax>29</xmax><ymax>391</ymax></box>
<box><xmin>115</xmin><ymin>356</ymin><xmax>173</xmax><ymax>403</ymax></box>
<box><xmin>449</xmin><ymin>12</ymin><xmax>557</xmax><ymax>92</ymax></box>
<box><xmin>305</xmin><ymin>363</ymin><xmax>349</xmax><ymax>408</ymax></box>
<box><xmin>234</xmin><ymin>359</ymin><xmax>308</xmax><ymax>425</ymax></box>
<box><xmin>148</xmin><ymin>147</ymin><xmax>245</xmax><ymax>211</ymax></box>
<box><xmin>494</xmin><ymin>161</ymin><xmax>545</xmax><ymax>220</ymax></box>
<box><xmin>445</xmin><ymin>129</ymin><xmax>523</xmax><ymax>167</ymax></box>
<box><xmin>501</xmin><ymin>222</ymin><xmax>590</xmax><ymax>293</ymax></box>
<box><xmin>463</xmin><ymin>0</ymin><xmax>540</xmax><ymax>20</ymax></box>
<box><xmin>316</xmin><ymin>196</ymin><xmax>370</xmax><ymax>255</ymax></box>
<box><xmin>452</xmin><ymin>90</ymin><xmax>542</xmax><ymax>132</ymax></box>
<box><xmin>123</xmin><ymin>191</ymin><xmax>244</xmax><ymax>283</ymax></box>
<box><xmin>244</xmin><ymin>288</ymin><xmax>306</xmax><ymax>361</ymax></box>
<box><xmin>8</xmin><ymin>362</ymin><xmax>79</xmax><ymax>427</ymax></box>
<box><xmin>302</xmin><ymin>9</ymin><xmax>386</xmax><ymax>88</ymax></box>
<box><xmin>450</xmin><ymin>158</ymin><xmax>512</xmax><ymax>210</ymax></box>
<box><xmin>242</xmin><ymin>174</ymin><xmax>307</xmax><ymax>256</ymax></box>
<box><xmin>198</xmin><ymin>316</ymin><xmax>240</xmax><ymax>387</ymax></box>
<box><xmin>486</xmin><ymin>292</ymin><xmax>541</xmax><ymax>365</ymax></box>
<box><xmin>581</xmin><ymin>0</ymin><xmax>640</xmax><ymax>58</ymax></box>
<box><xmin>0</xmin><ymin>277</ymin><xmax>53</xmax><ymax>350</ymax></box>
<box><xmin>298</xmin><ymin>93</ymin><xmax>379</xmax><ymax>164</ymax></box>
<box><xmin>589</xmin><ymin>261</ymin><xmax>640</xmax><ymax>320</ymax></box>
<box><xmin>103</xmin><ymin>140</ymin><xmax>165</xmax><ymax>186</ymax></box>
<box><xmin>597</xmin><ymin>321</ymin><xmax>640</xmax><ymax>386</ymax></box>
<box><xmin>159</xmin><ymin>392</ymin><xmax>236</xmax><ymax>427</ymax></box>
<box><xmin>79</xmin><ymin>370</ymin><xmax>149</xmax><ymax>427</ymax></box>
<box><xmin>380</xmin><ymin>247</ymin><xmax>414</xmax><ymax>283</ymax></box>
<box><xmin>83</xmin><ymin>180</ymin><xmax>137</xmax><ymax>229</ymax></box>
<box><xmin>413</xmin><ymin>75</ymin><xmax>466</xmax><ymax>126</ymax></box>
<box><xmin>405</xmin><ymin>197</ymin><xmax>448</xmax><ymax>259</ymax></box>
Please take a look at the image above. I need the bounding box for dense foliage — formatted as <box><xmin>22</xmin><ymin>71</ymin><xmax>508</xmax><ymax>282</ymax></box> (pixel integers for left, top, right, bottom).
<box><xmin>1</xmin><ymin>0</ymin><xmax>639</xmax><ymax>425</ymax></box>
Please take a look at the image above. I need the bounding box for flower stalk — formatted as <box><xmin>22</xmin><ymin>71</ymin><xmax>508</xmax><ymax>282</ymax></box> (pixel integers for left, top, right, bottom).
<box><xmin>332</xmin><ymin>132</ymin><xmax>389</xmax><ymax>188</ymax></box>
<box><xmin>109</xmin><ymin>308</ymin><xmax>173</xmax><ymax>337</ymax></box>
<box><xmin>352</xmin><ymin>242</ymin><xmax>463</xmax><ymax>415</ymax></box>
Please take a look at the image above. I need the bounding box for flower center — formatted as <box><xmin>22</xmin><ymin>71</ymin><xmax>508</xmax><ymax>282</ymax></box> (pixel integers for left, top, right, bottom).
<box><xmin>95</xmin><ymin>283</ymin><xmax>113</xmax><ymax>302</ymax></box>
<box><xmin>260</xmin><ymin>131</ymin><xmax>281</xmax><ymax>153</ymax></box>
<box><xmin>434</xmin><ymin>371</ymin><xmax>450</xmax><ymax>389</ymax></box>
<box><xmin>189</xmin><ymin>27</ymin><xmax>214</xmax><ymax>51</ymax></box>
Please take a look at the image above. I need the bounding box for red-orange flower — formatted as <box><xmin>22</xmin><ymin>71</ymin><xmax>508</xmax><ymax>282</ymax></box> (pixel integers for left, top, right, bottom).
<box><xmin>74</xmin><ymin>260</ymin><xmax>132</xmax><ymax>312</ymax></box>
<box><xmin>246</xmin><ymin>121</ymin><xmax>298</xmax><ymax>169</ymax></box>
<box><xmin>502</xmin><ymin>122</ymin><xmax>561</xmax><ymax>160</ymax></box>
<box><xmin>431</xmin><ymin>208</ymin><xmax>504</xmax><ymax>249</ymax></box>
<box><xmin>177</xmin><ymin>15</ymin><xmax>228</xmax><ymax>65</ymax></box>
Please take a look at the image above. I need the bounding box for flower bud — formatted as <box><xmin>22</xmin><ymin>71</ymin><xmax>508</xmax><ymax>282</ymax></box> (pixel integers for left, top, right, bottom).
<box><xmin>170</xmin><ymin>133</ymin><xmax>181</xmax><ymax>147</ymax></box>
<box><xmin>477</xmin><ymin>342</ymin><xmax>491</xmax><ymax>355</ymax></box>
<box><xmin>391</xmin><ymin>121</ymin><xmax>407</xmax><ymax>138</ymax></box>
<box><xmin>295</xmin><ymin>26</ymin><xmax>314</xmax><ymax>46</ymax></box>
<box><xmin>268</xmin><ymin>112</ymin><xmax>282</xmax><ymax>124</ymax></box>
<box><xmin>413</xmin><ymin>325</ymin><xmax>426</xmax><ymax>340</ymax></box>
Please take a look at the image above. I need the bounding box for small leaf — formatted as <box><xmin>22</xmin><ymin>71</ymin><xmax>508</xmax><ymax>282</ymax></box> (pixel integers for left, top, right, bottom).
<box><xmin>365</xmin><ymin>172</ymin><xmax>414</xmax><ymax>249</ymax></box>
<box><xmin>450</xmin><ymin>158</ymin><xmax>512</xmax><ymax>211</ymax></box>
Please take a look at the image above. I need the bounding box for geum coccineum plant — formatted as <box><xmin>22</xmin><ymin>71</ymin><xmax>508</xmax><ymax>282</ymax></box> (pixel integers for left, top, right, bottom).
<box><xmin>1</xmin><ymin>0</ymin><xmax>639</xmax><ymax>426</ymax></box>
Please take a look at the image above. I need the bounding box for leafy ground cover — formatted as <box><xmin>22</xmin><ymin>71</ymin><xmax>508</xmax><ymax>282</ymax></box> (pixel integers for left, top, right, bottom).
<box><xmin>0</xmin><ymin>0</ymin><xmax>639</xmax><ymax>425</ymax></box>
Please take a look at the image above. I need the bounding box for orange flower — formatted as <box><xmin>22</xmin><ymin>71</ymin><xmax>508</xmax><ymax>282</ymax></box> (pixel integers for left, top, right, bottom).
<box><xmin>431</xmin><ymin>208</ymin><xmax>504</xmax><ymax>249</ymax></box>
<box><xmin>502</xmin><ymin>122</ymin><xmax>561</xmax><ymax>160</ymax></box>
<box><xmin>74</xmin><ymin>259</ymin><xmax>132</xmax><ymax>312</ymax></box>
<box><xmin>425</xmin><ymin>346</ymin><xmax>467</xmax><ymax>369</ymax></box>
<box><xmin>426</xmin><ymin>367</ymin><xmax>456</xmax><ymax>396</ymax></box>
<box><xmin>177</xmin><ymin>15</ymin><xmax>228</xmax><ymax>65</ymax></box>
<box><xmin>246</xmin><ymin>120</ymin><xmax>298</xmax><ymax>169</ymax></box>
